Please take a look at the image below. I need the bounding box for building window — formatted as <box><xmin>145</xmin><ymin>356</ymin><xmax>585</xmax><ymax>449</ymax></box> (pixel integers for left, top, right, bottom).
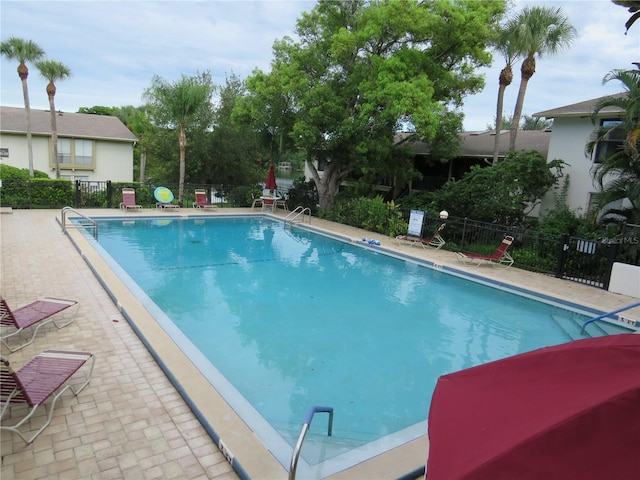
<box><xmin>52</xmin><ymin>138</ymin><xmax>95</xmax><ymax>170</ymax></box>
<box><xmin>75</xmin><ymin>140</ymin><xmax>93</xmax><ymax>165</ymax></box>
<box><xmin>593</xmin><ymin>119</ymin><xmax>624</xmax><ymax>164</ymax></box>
<box><xmin>58</xmin><ymin>138</ymin><xmax>71</xmax><ymax>164</ymax></box>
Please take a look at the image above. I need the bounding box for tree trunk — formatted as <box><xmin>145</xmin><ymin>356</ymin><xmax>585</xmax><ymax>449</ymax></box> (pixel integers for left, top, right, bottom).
<box><xmin>509</xmin><ymin>55</ymin><xmax>536</xmax><ymax>151</ymax></box>
<box><xmin>19</xmin><ymin>65</ymin><xmax>34</xmax><ymax>178</ymax></box>
<box><xmin>178</xmin><ymin>125</ymin><xmax>186</xmax><ymax>205</ymax></box>
<box><xmin>492</xmin><ymin>64</ymin><xmax>513</xmax><ymax>166</ymax></box>
<box><xmin>305</xmin><ymin>160</ymin><xmax>345</xmax><ymax>210</ymax></box>
<box><xmin>47</xmin><ymin>82</ymin><xmax>59</xmax><ymax>178</ymax></box>
<box><xmin>139</xmin><ymin>149</ymin><xmax>146</xmax><ymax>184</ymax></box>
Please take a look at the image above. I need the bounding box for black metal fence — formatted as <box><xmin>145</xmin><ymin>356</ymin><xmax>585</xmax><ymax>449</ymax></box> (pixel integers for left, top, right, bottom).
<box><xmin>72</xmin><ymin>181</ymin><xmax>252</xmax><ymax>209</ymax></box>
<box><xmin>2</xmin><ymin>179</ymin><xmax>637</xmax><ymax>289</ymax></box>
<box><xmin>399</xmin><ymin>213</ymin><xmax>637</xmax><ymax>290</ymax></box>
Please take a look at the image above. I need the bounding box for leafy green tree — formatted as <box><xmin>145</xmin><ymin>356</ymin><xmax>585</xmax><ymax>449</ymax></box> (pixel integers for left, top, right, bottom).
<box><xmin>509</xmin><ymin>6</ymin><xmax>576</xmax><ymax>151</ymax></box>
<box><xmin>0</xmin><ymin>37</ymin><xmax>45</xmax><ymax>177</ymax></box>
<box><xmin>115</xmin><ymin>105</ymin><xmax>153</xmax><ymax>183</ymax></box>
<box><xmin>143</xmin><ymin>72</ymin><xmax>214</xmax><ymax>204</ymax></box>
<box><xmin>142</xmin><ymin>127</ymin><xmax>179</xmax><ymax>185</ymax></box>
<box><xmin>434</xmin><ymin>150</ymin><xmax>564</xmax><ymax>225</ymax></box>
<box><xmin>76</xmin><ymin>105</ymin><xmax>153</xmax><ymax>183</ymax></box>
<box><xmin>208</xmin><ymin>73</ymin><xmax>264</xmax><ymax>187</ymax></box>
<box><xmin>77</xmin><ymin>105</ymin><xmax>120</xmax><ymax>116</ymax></box>
<box><xmin>236</xmin><ymin>69</ymin><xmax>297</xmax><ymax>164</ymax></box>
<box><xmin>35</xmin><ymin>59</ymin><xmax>71</xmax><ymax>178</ymax></box>
<box><xmin>586</xmin><ymin>67</ymin><xmax>640</xmax><ymax>226</ymax></box>
<box><xmin>248</xmin><ymin>0</ymin><xmax>506</xmax><ymax>210</ymax></box>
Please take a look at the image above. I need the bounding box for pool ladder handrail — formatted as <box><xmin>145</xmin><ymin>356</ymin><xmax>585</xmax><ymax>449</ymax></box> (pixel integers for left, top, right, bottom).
<box><xmin>288</xmin><ymin>406</ymin><xmax>333</xmax><ymax>480</ymax></box>
<box><xmin>60</xmin><ymin>206</ymin><xmax>98</xmax><ymax>239</ymax></box>
<box><xmin>580</xmin><ymin>300</ymin><xmax>640</xmax><ymax>334</ymax></box>
<box><xmin>285</xmin><ymin>206</ymin><xmax>312</xmax><ymax>225</ymax></box>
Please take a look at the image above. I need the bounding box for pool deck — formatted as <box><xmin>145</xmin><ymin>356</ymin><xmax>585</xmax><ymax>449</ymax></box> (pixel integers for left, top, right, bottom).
<box><xmin>1</xmin><ymin>207</ymin><xmax>638</xmax><ymax>480</ymax></box>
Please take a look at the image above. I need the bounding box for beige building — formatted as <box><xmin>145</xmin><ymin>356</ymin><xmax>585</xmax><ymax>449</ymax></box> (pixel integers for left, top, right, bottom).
<box><xmin>0</xmin><ymin>106</ymin><xmax>137</xmax><ymax>182</ymax></box>
<box><xmin>534</xmin><ymin>93</ymin><xmax>626</xmax><ymax>216</ymax></box>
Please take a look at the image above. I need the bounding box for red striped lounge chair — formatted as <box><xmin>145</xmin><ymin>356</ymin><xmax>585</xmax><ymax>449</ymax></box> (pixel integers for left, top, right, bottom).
<box><xmin>396</xmin><ymin>223</ymin><xmax>446</xmax><ymax>250</ymax></box>
<box><xmin>192</xmin><ymin>189</ymin><xmax>217</xmax><ymax>210</ymax></box>
<box><xmin>455</xmin><ymin>235</ymin><xmax>515</xmax><ymax>268</ymax></box>
<box><xmin>120</xmin><ymin>187</ymin><xmax>142</xmax><ymax>211</ymax></box>
<box><xmin>0</xmin><ymin>296</ymin><xmax>79</xmax><ymax>352</ymax></box>
<box><xmin>1</xmin><ymin>349</ymin><xmax>95</xmax><ymax>443</ymax></box>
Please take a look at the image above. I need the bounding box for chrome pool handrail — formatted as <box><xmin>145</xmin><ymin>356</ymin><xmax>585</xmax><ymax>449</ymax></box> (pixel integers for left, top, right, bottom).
<box><xmin>581</xmin><ymin>300</ymin><xmax>640</xmax><ymax>334</ymax></box>
<box><xmin>289</xmin><ymin>405</ymin><xmax>333</xmax><ymax>480</ymax></box>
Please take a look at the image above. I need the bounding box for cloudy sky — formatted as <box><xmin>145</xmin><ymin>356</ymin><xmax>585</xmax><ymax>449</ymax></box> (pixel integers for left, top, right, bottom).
<box><xmin>1</xmin><ymin>0</ymin><xmax>638</xmax><ymax>131</ymax></box>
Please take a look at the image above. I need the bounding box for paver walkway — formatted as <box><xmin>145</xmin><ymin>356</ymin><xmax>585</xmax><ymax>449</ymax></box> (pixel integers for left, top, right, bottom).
<box><xmin>1</xmin><ymin>209</ymin><xmax>238</xmax><ymax>480</ymax></box>
<box><xmin>1</xmin><ymin>208</ymin><xmax>638</xmax><ymax>479</ymax></box>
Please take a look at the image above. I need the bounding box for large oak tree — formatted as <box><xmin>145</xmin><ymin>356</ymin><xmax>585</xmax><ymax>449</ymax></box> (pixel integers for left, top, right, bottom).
<box><xmin>244</xmin><ymin>0</ymin><xmax>507</xmax><ymax>210</ymax></box>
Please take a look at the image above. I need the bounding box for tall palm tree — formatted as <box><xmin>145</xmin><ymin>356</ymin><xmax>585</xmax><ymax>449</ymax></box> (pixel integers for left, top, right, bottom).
<box><xmin>35</xmin><ymin>60</ymin><xmax>71</xmax><ymax>178</ymax></box>
<box><xmin>143</xmin><ymin>73</ymin><xmax>214</xmax><ymax>204</ymax></box>
<box><xmin>116</xmin><ymin>105</ymin><xmax>153</xmax><ymax>184</ymax></box>
<box><xmin>492</xmin><ymin>19</ymin><xmax>524</xmax><ymax>165</ymax></box>
<box><xmin>586</xmin><ymin>67</ymin><xmax>640</xmax><ymax>225</ymax></box>
<box><xmin>521</xmin><ymin>114</ymin><xmax>553</xmax><ymax>131</ymax></box>
<box><xmin>0</xmin><ymin>37</ymin><xmax>45</xmax><ymax>177</ymax></box>
<box><xmin>612</xmin><ymin>0</ymin><xmax>640</xmax><ymax>33</ymax></box>
<box><xmin>508</xmin><ymin>6</ymin><xmax>576</xmax><ymax>151</ymax></box>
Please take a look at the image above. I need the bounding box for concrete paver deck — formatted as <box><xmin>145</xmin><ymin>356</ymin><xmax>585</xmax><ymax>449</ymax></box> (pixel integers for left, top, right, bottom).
<box><xmin>1</xmin><ymin>208</ymin><xmax>638</xmax><ymax>479</ymax></box>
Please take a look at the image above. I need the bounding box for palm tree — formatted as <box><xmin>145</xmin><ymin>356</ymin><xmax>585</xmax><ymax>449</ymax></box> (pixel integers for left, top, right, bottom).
<box><xmin>35</xmin><ymin>60</ymin><xmax>71</xmax><ymax>178</ymax></box>
<box><xmin>586</xmin><ymin>67</ymin><xmax>640</xmax><ymax>225</ymax></box>
<box><xmin>143</xmin><ymin>73</ymin><xmax>214</xmax><ymax>204</ymax></box>
<box><xmin>612</xmin><ymin>0</ymin><xmax>640</xmax><ymax>33</ymax></box>
<box><xmin>116</xmin><ymin>105</ymin><xmax>154</xmax><ymax>184</ymax></box>
<box><xmin>521</xmin><ymin>114</ymin><xmax>553</xmax><ymax>131</ymax></box>
<box><xmin>0</xmin><ymin>37</ymin><xmax>45</xmax><ymax>177</ymax></box>
<box><xmin>509</xmin><ymin>6</ymin><xmax>576</xmax><ymax>151</ymax></box>
<box><xmin>492</xmin><ymin>19</ymin><xmax>525</xmax><ymax>165</ymax></box>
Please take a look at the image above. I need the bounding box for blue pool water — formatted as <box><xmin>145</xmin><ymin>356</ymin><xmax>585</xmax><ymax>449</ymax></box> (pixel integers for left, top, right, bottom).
<box><xmin>90</xmin><ymin>216</ymin><xmax>600</xmax><ymax>473</ymax></box>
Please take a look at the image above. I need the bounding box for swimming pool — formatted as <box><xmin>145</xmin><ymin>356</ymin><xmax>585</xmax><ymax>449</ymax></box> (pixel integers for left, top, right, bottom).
<box><xmin>84</xmin><ymin>215</ymin><xmax>611</xmax><ymax>478</ymax></box>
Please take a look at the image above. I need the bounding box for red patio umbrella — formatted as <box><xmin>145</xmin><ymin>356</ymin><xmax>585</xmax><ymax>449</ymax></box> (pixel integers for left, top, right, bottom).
<box><xmin>266</xmin><ymin>165</ymin><xmax>277</xmax><ymax>192</ymax></box>
<box><xmin>426</xmin><ymin>333</ymin><xmax>640</xmax><ymax>480</ymax></box>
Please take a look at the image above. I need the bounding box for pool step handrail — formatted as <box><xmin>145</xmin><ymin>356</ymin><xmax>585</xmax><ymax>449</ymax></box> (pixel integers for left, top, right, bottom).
<box><xmin>60</xmin><ymin>206</ymin><xmax>98</xmax><ymax>239</ymax></box>
<box><xmin>285</xmin><ymin>206</ymin><xmax>312</xmax><ymax>225</ymax></box>
<box><xmin>580</xmin><ymin>300</ymin><xmax>640</xmax><ymax>335</ymax></box>
<box><xmin>289</xmin><ymin>406</ymin><xmax>333</xmax><ymax>480</ymax></box>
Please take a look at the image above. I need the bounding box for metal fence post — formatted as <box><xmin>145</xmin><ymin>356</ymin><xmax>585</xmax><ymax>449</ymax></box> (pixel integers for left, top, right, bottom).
<box><xmin>555</xmin><ymin>234</ymin><xmax>569</xmax><ymax>279</ymax></box>
<box><xmin>75</xmin><ymin>180</ymin><xmax>81</xmax><ymax>207</ymax></box>
<box><xmin>603</xmin><ymin>242</ymin><xmax>619</xmax><ymax>291</ymax></box>
<box><xmin>461</xmin><ymin>217</ymin><xmax>468</xmax><ymax>248</ymax></box>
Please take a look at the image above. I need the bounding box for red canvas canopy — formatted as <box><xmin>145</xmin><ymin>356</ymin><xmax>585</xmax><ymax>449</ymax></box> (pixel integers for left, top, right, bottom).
<box><xmin>426</xmin><ymin>334</ymin><xmax>640</xmax><ymax>480</ymax></box>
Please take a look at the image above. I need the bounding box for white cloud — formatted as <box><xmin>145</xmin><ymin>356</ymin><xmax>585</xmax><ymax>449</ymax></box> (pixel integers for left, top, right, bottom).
<box><xmin>464</xmin><ymin>0</ymin><xmax>639</xmax><ymax>130</ymax></box>
<box><xmin>1</xmin><ymin>0</ymin><xmax>638</xmax><ymax>130</ymax></box>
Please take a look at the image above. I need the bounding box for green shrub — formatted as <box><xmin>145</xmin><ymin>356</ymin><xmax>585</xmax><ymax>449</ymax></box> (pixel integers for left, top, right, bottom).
<box><xmin>30</xmin><ymin>179</ymin><xmax>74</xmax><ymax>207</ymax></box>
<box><xmin>286</xmin><ymin>177</ymin><xmax>319</xmax><ymax>213</ymax></box>
<box><xmin>0</xmin><ymin>165</ymin><xmax>73</xmax><ymax>207</ymax></box>
<box><xmin>228</xmin><ymin>185</ymin><xmax>256</xmax><ymax>207</ymax></box>
<box><xmin>320</xmin><ymin>196</ymin><xmax>405</xmax><ymax>236</ymax></box>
